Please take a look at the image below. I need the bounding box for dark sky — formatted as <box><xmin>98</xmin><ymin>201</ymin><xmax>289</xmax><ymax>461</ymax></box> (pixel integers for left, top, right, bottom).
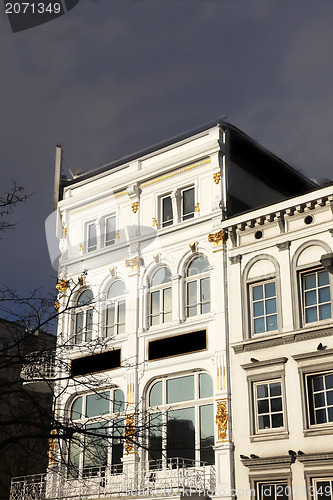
<box><xmin>1</xmin><ymin>0</ymin><xmax>333</xmax><ymax>298</ymax></box>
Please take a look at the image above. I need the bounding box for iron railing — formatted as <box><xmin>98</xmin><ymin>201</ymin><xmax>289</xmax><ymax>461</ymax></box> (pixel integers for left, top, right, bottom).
<box><xmin>20</xmin><ymin>352</ymin><xmax>56</xmax><ymax>381</ymax></box>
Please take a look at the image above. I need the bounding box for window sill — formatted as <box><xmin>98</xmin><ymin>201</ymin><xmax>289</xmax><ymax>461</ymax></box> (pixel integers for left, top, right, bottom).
<box><xmin>303</xmin><ymin>425</ymin><xmax>333</xmax><ymax>438</ymax></box>
<box><xmin>250</xmin><ymin>430</ymin><xmax>289</xmax><ymax>442</ymax></box>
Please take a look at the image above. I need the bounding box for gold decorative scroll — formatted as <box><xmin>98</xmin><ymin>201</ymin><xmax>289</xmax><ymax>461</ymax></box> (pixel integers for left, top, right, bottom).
<box><xmin>216</xmin><ymin>400</ymin><xmax>228</xmax><ymax>441</ymax></box>
<box><xmin>115</xmin><ymin>230</ymin><xmax>120</xmax><ymax>239</ymax></box>
<box><xmin>125</xmin><ymin>414</ymin><xmax>135</xmax><ymax>453</ymax></box>
<box><xmin>208</xmin><ymin>230</ymin><xmax>225</xmax><ymax>247</ymax></box>
<box><xmin>125</xmin><ymin>256</ymin><xmax>143</xmax><ymax>272</ymax></box>
<box><xmin>48</xmin><ymin>429</ymin><xmax>56</xmax><ymax>464</ymax></box>
<box><xmin>194</xmin><ymin>203</ymin><xmax>200</xmax><ymax>212</ymax></box>
<box><xmin>131</xmin><ymin>202</ymin><xmax>139</xmax><ymax>213</ymax></box>
<box><xmin>213</xmin><ymin>172</ymin><xmax>221</xmax><ymax>184</ymax></box>
<box><xmin>79</xmin><ymin>243</ymin><xmax>83</xmax><ymax>252</ymax></box>
<box><xmin>54</xmin><ymin>301</ymin><xmax>60</xmax><ymax>311</ymax></box>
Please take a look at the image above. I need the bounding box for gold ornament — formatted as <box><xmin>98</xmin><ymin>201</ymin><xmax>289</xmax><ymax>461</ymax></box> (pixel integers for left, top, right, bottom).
<box><xmin>213</xmin><ymin>172</ymin><xmax>221</xmax><ymax>184</ymax></box>
<box><xmin>216</xmin><ymin>400</ymin><xmax>228</xmax><ymax>440</ymax></box>
<box><xmin>194</xmin><ymin>203</ymin><xmax>200</xmax><ymax>212</ymax></box>
<box><xmin>152</xmin><ymin>218</ymin><xmax>157</xmax><ymax>227</ymax></box>
<box><xmin>125</xmin><ymin>414</ymin><xmax>135</xmax><ymax>453</ymax></box>
<box><xmin>131</xmin><ymin>202</ymin><xmax>139</xmax><ymax>213</ymax></box>
<box><xmin>56</xmin><ymin>279</ymin><xmax>69</xmax><ymax>293</ymax></box>
<box><xmin>125</xmin><ymin>256</ymin><xmax>143</xmax><ymax>272</ymax></box>
<box><xmin>208</xmin><ymin>230</ymin><xmax>225</xmax><ymax>247</ymax></box>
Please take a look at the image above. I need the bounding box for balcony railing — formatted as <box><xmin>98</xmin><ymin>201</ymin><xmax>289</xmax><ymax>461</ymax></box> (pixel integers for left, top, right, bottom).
<box><xmin>20</xmin><ymin>352</ymin><xmax>56</xmax><ymax>381</ymax></box>
<box><xmin>10</xmin><ymin>458</ymin><xmax>216</xmax><ymax>500</ymax></box>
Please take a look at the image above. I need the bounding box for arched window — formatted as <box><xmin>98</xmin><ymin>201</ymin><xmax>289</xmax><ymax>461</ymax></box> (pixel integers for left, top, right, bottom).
<box><xmin>106</xmin><ymin>280</ymin><xmax>126</xmax><ymax>336</ymax></box>
<box><xmin>75</xmin><ymin>289</ymin><xmax>93</xmax><ymax>344</ymax></box>
<box><xmin>149</xmin><ymin>267</ymin><xmax>172</xmax><ymax>326</ymax></box>
<box><xmin>186</xmin><ymin>256</ymin><xmax>210</xmax><ymax>317</ymax></box>
<box><xmin>68</xmin><ymin>388</ymin><xmax>125</xmax><ymax>478</ymax></box>
<box><xmin>147</xmin><ymin>372</ymin><xmax>214</xmax><ymax>466</ymax></box>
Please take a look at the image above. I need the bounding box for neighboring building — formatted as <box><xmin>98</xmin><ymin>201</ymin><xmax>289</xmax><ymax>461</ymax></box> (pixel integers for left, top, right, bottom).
<box><xmin>0</xmin><ymin>319</ymin><xmax>56</xmax><ymax>500</ymax></box>
<box><xmin>10</xmin><ymin>120</ymin><xmax>316</xmax><ymax>500</ymax></box>
<box><xmin>223</xmin><ymin>185</ymin><xmax>333</xmax><ymax>500</ymax></box>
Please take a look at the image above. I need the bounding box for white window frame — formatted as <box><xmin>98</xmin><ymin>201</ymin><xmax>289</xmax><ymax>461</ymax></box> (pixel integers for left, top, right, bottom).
<box><xmin>249</xmin><ymin>279</ymin><xmax>278</xmax><ymax>335</ymax></box>
<box><xmin>253</xmin><ymin>379</ymin><xmax>285</xmax><ymax>435</ymax></box>
<box><xmin>311</xmin><ymin>478</ymin><xmax>333</xmax><ymax>500</ymax></box>
<box><xmin>74</xmin><ymin>290</ymin><xmax>94</xmax><ymax>345</ymax></box>
<box><xmin>149</xmin><ymin>267</ymin><xmax>172</xmax><ymax>327</ymax></box>
<box><xmin>105</xmin><ymin>281</ymin><xmax>126</xmax><ymax>337</ymax></box>
<box><xmin>86</xmin><ymin>222</ymin><xmax>97</xmax><ymax>253</ymax></box>
<box><xmin>185</xmin><ymin>256</ymin><xmax>210</xmax><ymax>318</ymax></box>
<box><xmin>159</xmin><ymin>194</ymin><xmax>173</xmax><ymax>228</ymax></box>
<box><xmin>104</xmin><ymin>215</ymin><xmax>117</xmax><ymax>247</ymax></box>
<box><xmin>299</xmin><ymin>267</ymin><xmax>332</xmax><ymax>326</ymax></box>
<box><xmin>305</xmin><ymin>370</ymin><xmax>333</xmax><ymax>428</ymax></box>
<box><xmin>181</xmin><ymin>186</ymin><xmax>195</xmax><ymax>222</ymax></box>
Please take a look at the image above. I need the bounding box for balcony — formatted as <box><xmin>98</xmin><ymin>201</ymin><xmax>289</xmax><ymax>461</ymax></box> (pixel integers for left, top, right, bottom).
<box><xmin>10</xmin><ymin>459</ymin><xmax>216</xmax><ymax>500</ymax></box>
<box><xmin>20</xmin><ymin>352</ymin><xmax>56</xmax><ymax>392</ymax></box>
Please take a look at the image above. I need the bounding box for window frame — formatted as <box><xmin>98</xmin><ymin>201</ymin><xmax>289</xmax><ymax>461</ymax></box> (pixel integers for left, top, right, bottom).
<box><xmin>185</xmin><ymin>256</ymin><xmax>210</xmax><ymax>318</ymax></box>
<box><xmin>299</xmin><ymin>267</ymin><xmax>332</xmax><ymax>327</ymax></box>
<box><xmin>159</xmin><ymin>194</ymin><xmax>173</xmax><ymax>228</ymax></box>
<box><xmin>253</xmin><ymin>379</ymin><xmax>285</xmax><ymax>435</ymax></box>
<box><xmin>255</xmin><ymin>480</ymin><xmax>291</xmax><ymax>499</ymax></box>
<box><xmin>68</xmin><ymin>388</ymin><xmax>126</xmax><ymax>479</ymax></box>
<box><xmin>104</xmin><ymin>214</ymin><xmax>117</xmax><ymax>247</ymax></box>
<box><xmin>74</xmin><ymin>289</ymin><xmax>94</xmax><ymax>345</ymax></box>
<box><xmin>86</xmin><ymin>221</ymin><xmax>97</xmax><ymax>253</ymax></box>
<box><xmin>105</xmin><ymin>280</ymin><xmax>126</xmax><ymax>337</ymax></box>
<box><xmin>181</xmin><ymin>186</ymin><xmax>195</xmax><ymax>222</ymax></box>
<box><xmin>311</xmin><ymin>477</ymin><xmax>333</xmax><ymax>500</ymax></box>
<box><xmin>149</xmin><ymin>266</ymin><xmax>172</xmax><ymax>327</ymax></box>
<box><xmin>305</xmin><ymin>370</ymin><xmax>333</xmax><ymax>428</ymax></box>
<box><xmin>249</xmin><ymin>279</ymin><xmax>278</xmax><ymax>335</ymax></box>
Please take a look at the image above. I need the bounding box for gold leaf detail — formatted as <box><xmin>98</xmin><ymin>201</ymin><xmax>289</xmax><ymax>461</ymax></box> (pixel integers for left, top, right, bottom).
<box><xmin>125</xmin><ymin>414</ymin><xmax>135</xmax><ymax>453</ymax></box>
<box><xmin>208</xmin><ymin>230</ymin><xmax>225</xmax><ymax>247</ymax></box>
<box><xmin>216</xmin><ymin>400</ymin><xmax>228</xmax><ymax>440</ymax></box>
<box><xmin>213</xmin><ymin>172</ymin><xmax>221</xmax><ymax>184</ymax></box>
<box><xmin>132</xmin><ymin>202</ymin><xmax>139</xmax><ymax>213</ymax></box>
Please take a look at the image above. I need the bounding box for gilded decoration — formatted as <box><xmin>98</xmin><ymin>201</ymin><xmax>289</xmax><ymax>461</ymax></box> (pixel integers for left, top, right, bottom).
<box><xmin>48</xmin><ymin>429</ymin><xmax>57</xmax><ymax>464</ymax></box>
<box><xmin>115</xmin><ymin>230</ymin><xmax>120</xmax><ymax>239</ymax></box>
<box><xmin>152</xmin><ymin>218</ymin><xmax>157</xmax><ymax>227</ymax></box>
<box><xmin>189</xmin><ymin>242</ymin><xmax>197</xmax><ymax>252</ymax></box>
<box><xmin>63</xmin><ymin>227</ymin><xmax>67</xmax><ymax>238</ymax></box>
<box><xmin>216</xmin><ymin>400</ymin><xmax>228</xmax><ymax>441</ymax></box>
<box><xmin>125</xmin><ymin>414</ymin><xmax>135</xmax><ymax>453</ymax></box>
<box><xmin>54</xmin><ymin>301</ymin><xmax>60</xmax><ymax>311</ymax></box>
<box><xmin>208</xmin><ymin>230</ymin><xmax>225</xmax><ymax>247</ymax></box>
<box><xmin>131</xmin><ymin>202</ymin><xmax>139</xmax><ymax>214</ymax></box>
<box><xmin>194</xmin><ymin>203</ymin><xmax>200</xmax><ymax>213</ymax></box>
<box><xmin>79</xmin><ymin>243</ymin><xmax>83</xmax><ymax>252</ymax></box>
<box><xmin>213</xmin><ymin>172</ymin><xmax>221</xmax><ymax>184</ymax></box>
<box><xmin>125</xmin><ymin>256</ymin><xmax>143</xmax><ymax>272</ymax></box>
<box><xmin>78</xmin><ymin>276</ymin><xmax>84</xmax><ymax>286</ymax></box>
<box><xmin>56</xmin><ymin>279</ymin><xmax>69</xmax><ymax>293</ymax></box>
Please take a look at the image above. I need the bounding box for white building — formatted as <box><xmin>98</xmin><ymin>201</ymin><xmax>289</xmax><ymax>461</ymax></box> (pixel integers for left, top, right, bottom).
<box><xmin>10</xmin><ymin>120</ymin><xmax>315</xmax><ymax>500</ymax></box>
<box><xmin>223</xmin><ymin>185</ymin><xmax>333</xmax><ymax>500</ymax></box>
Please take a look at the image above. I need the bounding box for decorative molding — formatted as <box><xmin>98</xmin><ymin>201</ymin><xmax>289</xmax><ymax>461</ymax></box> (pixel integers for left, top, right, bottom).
<box><xmin>216</xmin><ymin>399</ymin><xmax>228</xmax><ymax>441</ymax></box>
<box><xmin>48</xmin><ymin>429</ymin><xmax>57</xmax><ymax>464</ymax></box>
<box><xmin>153</xmin><ymin>253</ymin><xmax>160</xmax><ymax>263</ymax></box>
<box><xmin>125</xmin><ymin>256</ymin><xmax>143</xmax><ymax>272</ymax></box>
<box><xmin>63</xmin><ymin>227</ymin><xmax>67</xmax><ymax>238</ymax></box>
<box><xmin>241</xmin><ymin>357</ymin><xmax>288</xmax><ymax>371</ymax></box>
<box><xmin>109</xmin><ymin>267</ymin><xmax>116</xmax><ymax>277</ymax></box>
<box><xmin>208</xmin><ymin>230</ymin><xmax>225</xmax><ymax>247</ymax></box>
<box><xmin>241</xmin><ymin>455</ymin><xmax>294</xmax><ymax>469</ymax></box>
<box><xmin>127</xmin><ymin>183</ymin><xmax>140</xmax><ymax>198</ymax></box>
<box><xmin>213</xmin><ymin>172</ymin><xmax>221</xmax><ymax>184</ymax></box>
<box><xmin>229</xmin><ymin>255</ymin><xmax>242</xmax><ymax>264</ymax></box>
<box><xmin>54</xmin><ymin>301</ymin><xmax>60</xmax><ymax>311</ymax></box>
<box><xmin>292</xmin><ymin>348</ymin><xmax>333</xmax><ymax>361</ymax></box>
<box><xmin>131</xmin><ymin>202</ymin><xmax>139</xmax><ymax>214</ymax></box>
<box><xmin>138</xmin><ymin>158</ymin><xmax>211</xmax><ymax>189</ymax></box>
<box><xmin>79</xmin><ymin>243</ymin><xmax>83</xmax><ymax>252</ymax></box>
<box><xmin>194</xmin><ymin>203</ymin><xmax>200</xmax><ymax>213</ymax></box>
<box><xmin>125</xmin><ymin>414</ymin><xmax>135</xmax><ymax>454</ymax></box>
<box><xmin>297</xmin><ymin>452</ymin><xmax>333</xmax><ymax>465</ymax></box>
<box><xmin>189</xmin><ymin>241</ymin><xmax>197</xmax><ymax>253</ymax></box>
<box><xmin>216</xmin><ymin>355</ymin><xmax>226</xmax><ymax>391</ymax></box>
<box><xmin>276</xmin><ymin>241</ymin><xmax>291</xmax><ymax>251</ymax></box>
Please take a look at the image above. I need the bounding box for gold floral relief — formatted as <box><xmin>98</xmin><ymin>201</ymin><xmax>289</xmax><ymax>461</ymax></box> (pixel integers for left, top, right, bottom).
<box><xmin>208</xmin><ymin>230</ymin><xmax>225</xmax><ymax>247</ymax></box>
<box><xmin>131</xmin><ymin>202</ymin><xmax>139</xmax><ymax>213</ymax></box>
<box><xmin>216</xmin><ymin>400</ymin><xmax>228</xmax><ymax>441</ymax></box>
<box><xmin>213</xmin><ymin>172</ymin><xmax>221</xmax><ymax>184</ymax></box>
<box><xmin>125</xmin><ymin>414</ymin><xmax>135</xmax><ymax>453</ymax></box>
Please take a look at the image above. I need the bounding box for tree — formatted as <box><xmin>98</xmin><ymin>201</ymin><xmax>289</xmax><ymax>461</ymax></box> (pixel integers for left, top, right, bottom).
<box><xmin>0</xmin><ymin>182</ymin><xmax>30</xmax><ymax>235</ymax></box>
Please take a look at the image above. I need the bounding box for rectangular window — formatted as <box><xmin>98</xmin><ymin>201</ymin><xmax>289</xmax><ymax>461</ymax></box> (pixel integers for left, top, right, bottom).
<box><xmin>87</xmin><ymin>222</ymin><xmax>97</xmax><ymax>253</ymax></box>
<box><xmin>250</xmin><ymin>280</ymin><xmax>277</xmax><ymax>334</ymax></box>
<box><xmin>182</xmin><ymin>187</ymin><xmax>195</xmax><ymax>221</ymax></box>
<box><xmin>254</xmin><ymin>380</ymin><xmax>284</xmax><ymax>432</ymax></box>
<box><xmin>312</xmin><ymin>478</ymin><xmax>333</xmax><ymax>500</ymax></box>
<box><xmin>105</xmin><ymin>215</ymin><xmax>116</xmax><ymax>247</ymax></box>
<box><xmin>306</xmin><ymin>371</ymin><xmax>333</xmax><ymax>426</ymax></box>
<box><xmin>161</xmin><ymin>195</ymin><xmax>173</xmax><ymax>227</ymax></box>
<box><xmin>301</xmin><ymin>269</ymin><xmax>332</xmax><ymax>324</ymax></box>
<box><xmin>256</xmin><ymin>481</ymin><xmax>290</xmax><ymax>499</ymax></box>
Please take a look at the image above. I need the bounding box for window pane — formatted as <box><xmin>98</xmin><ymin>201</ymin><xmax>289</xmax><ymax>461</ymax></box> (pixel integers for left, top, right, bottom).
<box><xmin>305</xmin><ymin>307</ymin><xmax>318</xmax><ymax>323</ymax></box>
<box><xmin>167</xmin><ymin>375</ymin><xmax>194</xmax><ymax>404</ymax></box>
<box><xmin>313</xmin><ymin>376</ymin><xmax>324</xmax><ymax>392</ymax></box>
<box><xmin>314</xmin><ymin>392</ymin><xmax>326</xmax><ymax>407</ymax></box>
<box><xmin>200</xmin><ymin>277</ymin><xmax>210</xmax><ymax>303</ymax></box>
<box><xmin>86</xmin><ymin>392</ymin><xmax>110</xmax><ymax>418</ymax></box>
<box><xmin>265</xmin><ymin>282</ymin><xmax>276</xmax><ymax>298</ymax></box>
<box><xmin>254</xmin><ymin>301</ymin><xmax>265</xmax><ymax>317</ymax></box>
<box><xmin>266</xmin><ymin>298</ymin><xmax>276</xmax><ymax>315</ymax></box>
<box><xmin>76</xmin><ymin>311</ymin><xmax>84</xmax><ymax>343</ymax></box>
<box><xmin>258</xmin><ymin>414</ymin><xmax>270</xmax><ymax>430</ymax></box>
<box><xmin>270</xmin><ymin>382</ymin><xmax>281</xmax><ymax>397</ymax></box>
<box><xmin>319</xmin><ymin>303</ymin><xmax>332</xmax><ymax>320</ymax></box>
<box><xmin>163</xmin><ymin>287</ymin><xmax>172</xmax><ymax>321</ymax></box>
<box><xmin>305</xmin><ymin>290</ymin><xmax>317</xmax><ymax>306</ymax></box>
<box><xmin>106</xmin><ymin>304</ymin><xmax>115</xmax><ymax>336</ymax></box>
<box><xmin>257</xmin><ymin>384</ymin><xmax>268</xmax><ymax>399</ymax></box>
<box><xmin>326</xmin><ymin>374</ymin><xmax>333</xmax><ymax>389</ymax></box>
<box><xmin>187</xmin><ymin>281</ymin><xmax>197</xmax><ymax>306</ymax></box>
<box><xmin>84</xmin><ymin>423</ymin><xmax>108</xmax><ymax>468</ymax></box>
<box><xmin>315</xmin><ymin>481</ymin><xmax>332</xmax><ymax>500</ymax></box>
<box><xmin>108</xmin><ymin>280</ymin><xmax>125</xmax><ymax>299</ymax></box>
<box><xmin>105</xmin><ymin>216</ymin><xmax>116</xmax><ymax>246</ymax></box>
<box><xmin>87</xmin><ymin>223</ymin><xmax>97</xmax><ymax>252</ymax></box>
<box><xmin>162</xmin><ymin>196</ymin><xmax>173</xmax><ymax>227</ymax></box>
<box><xmin>71</xmin><ymin>397</ymin><xmax>83</xmax><ymax>420</ymax></box>
<box><xmin>319</xmin><ymin>287</ymin><xmax>331</xmax><ymax>303</ymax></box>
<box><xmin>327</xmin><ymin>390</ymin><xmax>333</xmax><ymax>406</ymax></box>
<box><xmin>253</xmin><ymin>285</ymin><xmax>263</xmax><ymax>301</ymax></box>
<box><xmin>113</xmin><ymin>389</ymin><xmax>125</xmax><ymax>413</ymax></box>
<box><xmin>304</xmin><ymin>273</ymin><xmax>316</xmax><ymax>290</ymax></box>
<box><xmin>316</xmin><ymin>408</ymin><xmax>327</xmax><ymax>424</ymax></box>
<box><xmin>112</xmin><ymin>419</ymin><xmax>124</xmax><ymax>467</ymax></box>
<box><xmin>78</xmin><ymin>289</ymin><xmax>93</xmax><ymax>306</ymax></box>
<box><xmin>149</xmin><ymin>412</ymin><xmax>162</xmax><ymax>462</ymax></box>
<box><xmin>151</xmin><ymin>291</ymin><xmax>160</xmax><ymax>324</ymax></box>
<box><xmin>149</xmin><ymin>381</ymin><xmax>163</xmax><ymax>406</ymax></box>
<box><xmin>200</xmin><ymin>405</ymin><xmax>214</xmax><ymax>464</ymax></box>
<box><xmin>199</xmin><ymin>373</ymin><xmax>213</xmax><ymax>398</ymax></box>
<box><xmin>270</xmin><ymin>398</ymin><xmax>282</xmax><ymax>412</ymax></box>
<box><xmin>254</xmin><ymin>317</ymin><xmax>265</xmax><ymax>333</ymax></box>
<box><xmin>118</xmin><ymin>301</ymin><xmax>126</xmax><ymax>327</ymax></box>
<box><xmin>86</xmin><ymin>308</ymin><xmax>93</xmax><ymax>341</ymax></box>
<box><xmin>152</xmin><ymin>267</ymin><xmax>172</xmax><ymax>286</ymax></box>
<box><xmin>318</xmin><ymin>271</ymin><xmax>329</xmax><ymax>286</ymax></box>
<box><xmin>68</xmin><ymin>433</ymin><xmax>81</xmax><ymax>478</ymax></box>
<box><xmin>187</xmin><ymin>257</ymin><xmax>209</xmax><ymax>276</ymax></box>
<box><xmin>266</xmin><ymin>314</ymin><xmax>278</xmax><ymax>331</ymax></box>
<box><xmin>271</xmin><ymin>413</ymin><xmax>283</xmax><ymax>428</ymax></box>
<box><xmin>167</xmin><ymin>407</ymin><xmax>195</xmax><ymax>460</ymax></box>
<box><xmin>258</xmin><ymin>400</ymin><xmax>269</xmax><ymax>414</ymax></box>
<box><xmin>182</xmin><ymin>188</ymin><xmax>194</xmax><ymax>220</ymax></box>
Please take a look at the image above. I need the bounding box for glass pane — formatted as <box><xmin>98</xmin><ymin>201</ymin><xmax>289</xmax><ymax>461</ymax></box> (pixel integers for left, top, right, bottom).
<box><xmin>78</xmin><ymin>289</ymin><xmax>93</xmax><ymax>306</ymax></box>
<box><xmin>270</xmin><ymin>382</ymin><xmax>281</xmax><ymax>397</ymax></box>
<box><xmin>253</xmin><ymin>301</ymin><xmax>264</xmax><ymax>317</ymax></box>
<box><xmin>84</xmin><ymin>423</ymin><xmax>108</xmax><ymax>468</ymax></box>
<box><xmin>200</xmin><ymin>404</ymin><xmax>214</xmax><ymax>464</ymax></box>
<box><xmin>149</xmin><ymin>412</ymin><xmax>162</xmax><ymax>462</ymax></box>
<box><xmin>314</xmin><ymin>392</ymin><xmax>326</xmax><ymax>407</ymax></box>
<box><xmin>304</xmin><ymin>273</ymin><xmax>316</xmax><ymax>290</ymax></box>
<box><xmin>201</xmin><ymin>302</ymin><xmax>210</xmax><ymax>314</ymax></box>
<box><xmin>187</xmin><ymin>257</ymin><xmax>209</xmax><ymax>277</ymax></box>
<box><xmin>200</xmin><ymin>277</ymin><xmax>210</xmax><ymax>303</ymax></box>
<box><xmin>305</xmin><ymin>306</ymin><xmax>318</xmax><ymax>323</ymax></box>
<box><xmin>105</xmin><ymin>216</ymin><xmax>116</xmax><ymax>245</ymax></box>
<box><xmin>71</xmin><ymin>397</ymin><xmax>83</xmax><ymax>420</ymax></box>
<box><xmin>265</xmin><ymin>282</ymin><xmax>276</xmax><ymax>298</ymax></box>
<box><xmin>151</xmin><ymin>291</ymin><xmax>160</xmax><ymax>316</ymax></box>
<box><xmin>76</xmin><ymin>311</ymin><xmax>84</xmax><ymax>343</ymax></box>
<box><xmin>327</xmin><ymin>390</ymin><xmax>333</xmax><ymax>406</ymax></box>
<box><xmin>162</xmin><ymin>196</ymin><xmax>173</xmax><ymax>227</ymax></box>
<box><xmin>266</xmin><ymin>314</ymin><xmax>278</xmax><ymax>331</ymax></box>
<box><xmin>266</xmin><ymin>298</ymin><xmax>276</xmax><ymax>315</ymax></box>
<box><xmin>187</xmin><ymin>305</ymin><xmax>197</xmax><ymax>318</ymax></box>
<box><xmin>258</xmin><ymin>400</ymin><xmax>269</xmax><ymax>414</ymax></box>
<box><xmin>112</xmin><ymin>419</ymin><xmax>124</xmax><ymax>467</ymax></box>
<box><xmin>313</xmin><ymin>376</ymin><xmax>324</xmax><ymax>392</ymax></box>
<box><xmin>86</xmin><ymin>309</ymin><xmax>93</xmax><ymax>341</ymax></box>
<box><xmin>319</xmin><ymin>287</ymin><xmax>331</xmax><ymax>303</ymax></box>
<box><xmin>328</xmin><ymin>407</ymin><xmax>333</xmax><ymax>422</ymax></box>
<box><xmin>149</xmin><ymin>381</ymin><xmax>163</xmax><ymax>406</ymax></box>
<box><xmin>318</xmin><ymin>271</ymin><xmax>329</xmax><ymax>286</ymax></box>
<box><xmin>68</xmin><ymin>433</ymin><xmax>81</xmax><ymax>478</ymax></box>
<box><xmin>270</xmin><ymin>398</ymin><xmax>282</xmax><ymax>412</ymax></box>
<box><xmin>271</xmin><ymin>413</ymin><xmax>283</xmax><ymax>428</ymax></box>
<box><xmin>305</xmin><ymin>290</ymin><xmax>317</xmax><ymax>306</ymax></box>
<box><xmin>182</xmin><ymin>188</ymin><xmax>194</xmax><ymax>220</ymax></box>
<box><xmin>315</xmin><ymin>408</ymin><xmax>327</xmax><ymax>424</ymax></box>
<box><xmin>118</xmin><ymin>301</ymin><xmax>126</xmax><ymax>326</ymax></box>
<box><xmin>113</xmin><ymin>389</ymin><xmax>125</xmax><ymax>413</ymax></box>
<box><xmin>86</xmin><ymin>392</ymin><xmax>110</xmax><ymax>418</ymax></box>
<box><xmin>315</xmin><ymin>481</ymin><xmax>332</xmax><ymax>500</ymax></box>
<box><xmin>167</xmin><ymin>407</ymin><xmax>195</xmax><ymax>460</ymax></box>
<box><xmin>258</xmin><ymin>414</ymin><xmax>270</xmax><ymax>430</ymax></box>
<box><xmin>167</xmin><ymin>375</ymin><xmax>194</xmax><ymax>404</ymax></box>
<box><xmin>87</xmin><ymin>223</ymin><xmax>97</xmax><ymax>251</ymax></box>
<box><xmin>106</xmin><ymin>304</ymin><xmax>115</xmax><ymax>335</ymax></box>
<box><xmin>199</xmin><ymin>373</ymin><xmax>213</xmax><ymax>398</ymax></box>
<box><xmin>326</xmin><ymin>374</ymin><xmax>333</xmax><ymax>389</ymax></box>
<box><xmin>163</xmin><ymin>287</ymin><xmax>172</xmax><ymax>321</ymax></box>
<box><xmin>319</xmin><ymin>303</ymin><xmax>331</xmax><ymax>320</ymax></box>
<box><xmin>254</xmin><ymin>317</ymin><xmax>265</xmax><ymax>333</ymax></box>
<box><xmin>258</xmin><ymin>484</ymin><xmax>276</xmax><ymax>500</ymax></box>
<box><xmin>252</xmin><ymin>285</ymin><xmax>263</xmax><ymax>301</ymax></box>
<box><xmin>108</xmin><ymin>280</ymin><xmax>125</xmax><ymax>299</ymax></box>
<box><xmin>257</xmin><ymin>384</ymin><xmax>268</xmax><ymax>399</ymax></box>
<box><xmin>151</xmin><ymin>267</ymin><xmax>172</xmax><ymax>286</ymax></box>
<box><xmin>187</xmin><ymin>281</ymin><xmax>197</xmax><ymax>306</ymax></box>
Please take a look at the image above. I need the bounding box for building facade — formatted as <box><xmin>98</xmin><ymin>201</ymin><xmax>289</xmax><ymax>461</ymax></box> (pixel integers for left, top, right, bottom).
<box><xmin>10</xmin><ymin>121</ymin><xmax>317</xmax><ymax>500</ymax></box>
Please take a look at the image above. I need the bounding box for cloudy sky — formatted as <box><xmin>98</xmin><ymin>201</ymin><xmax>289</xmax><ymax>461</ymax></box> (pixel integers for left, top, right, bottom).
<box><xmin>1</xmin><ymin>0</ymin><xmax>333</xmax><ymax>299</ymax></box>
